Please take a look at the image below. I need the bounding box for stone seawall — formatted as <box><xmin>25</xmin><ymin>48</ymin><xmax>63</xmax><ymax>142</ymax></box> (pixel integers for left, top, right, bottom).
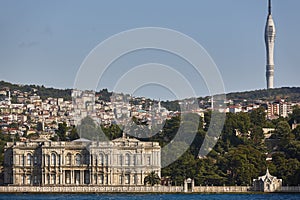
<box><xmin>280</xmin><ymin>186</ymin><xmax>300</xmax><ymax>193</ymax></box>
<box><xmin>0</xmin><ymin>185</ymin><xmax>299</xmax><ymax>193</ymax></box>
<box><xmin>193</xmin><ymin>186</ymin><xmax>251</xmax><ymax>193</ymax></box>
<box><xmin>0</xmin><ymin>186</ymin><xmax>183</xmax><ymax>193</ymax></box>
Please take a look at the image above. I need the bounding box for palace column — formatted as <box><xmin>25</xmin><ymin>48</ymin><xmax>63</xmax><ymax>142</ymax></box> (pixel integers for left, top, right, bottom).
<box><xmin>62</xmin><ymin>170</ymin><xmax>65</xmax><ymax>185</ymax></box>
<box><xmin>80</xmin><ymin>170</ymin><xmax>84</xmax><ymax>184</ymax></box>
<box><xmin>71</xmin><ymin>170</ymin><xmax>74</xmax><ymax>184</ymax></box>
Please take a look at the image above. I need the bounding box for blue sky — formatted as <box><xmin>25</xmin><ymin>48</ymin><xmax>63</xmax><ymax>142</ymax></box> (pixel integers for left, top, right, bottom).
<box><xmin>0</xmin><ymin>0</ymin><xmax>299</xmax><ymax>100</ymax></box>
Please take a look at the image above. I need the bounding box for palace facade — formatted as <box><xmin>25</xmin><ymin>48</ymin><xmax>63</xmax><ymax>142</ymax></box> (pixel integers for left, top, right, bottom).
<box><xmin>3</xmin><ymin>137</ymin><xmax>161</xmax><ymax>186</ymax></box>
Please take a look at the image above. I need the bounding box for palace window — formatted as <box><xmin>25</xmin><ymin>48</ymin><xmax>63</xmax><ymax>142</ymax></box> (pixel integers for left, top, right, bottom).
<box><xmin>94</xmin><ymin>156</ymin><xmax>97</xmax><ymax>166</ymax></box>
<box><xmin>147</xmin><ymin>156</ymin><xmax>151</xmax><ymax>165</ymax></box>
<box><xmin>133</xmin><ymin>174</ymin><xmax>138</xmax><ymax>184</ymax></box>
<box><xmin>105</xmin><ymin>174</ymin><xmax>108</xmax><ymax>184</ymax></box>
<box><xmin>119</xmin><ymin>175</ymin><xmax>123</xmax><ymax>184</ymax></box>
<box><xmin>99</xmin><ymin>153</ymin><xmax>104</xmax><ymax>165</ymax></box>
<box><xmin>125</xmin><ymin>174</ymin><xmax>130</xmax><ymax>184</ymax></box>
<box><xmin>125</xmin><ymin>154</ymin><xmax>130</xmax><ymax>166</ymax></box>
<box><xmin>47</xmin><ymin>155</ymin><xmax>50</xmax><ymax>166</ymax></box>
<box><xmin>84</xmin><ymin>170</ymin><xmax>90</xmax><ymax>184</ymax></box>
<box><xmin>99</xmin><ymin>174</ymin><xmax>104</xmax><ymax>184</ymax></box>
<box><xmin>27</xmin><ymin>175</ymin><xmax>31</xmax><ymax>185</ymax></box>
<box><xmin>47</xmin><ymin>174</ymin><xmax>50</xmax><ymax>184</ymax></box>
<box><xmin>75</xmin><ymin>154</ymin><xmax>81</xmax><ymax>166</ymax></box>
<box><xmin>27</xmin><ymin>153</ymin><xmax>32</xmax><ymax>165</ymax></box>
<box><xmin>75</xmin><ymin>171</ymin><xmax>80</xmax><ymax>184</ymax></box>
<box><xmin>65</xmin><ymin>171</ymin><xmax>71</xmax><ymax>184</ymax></box>
<box><xmin>51</xmin><ymin>153</ymin><xmax>56</xmax><ymax>166</ymax></box>
<box><xmin>105</xmin><ymin>154</ymin><xmax>109</xmax><ymax>165</ymax></box>
<box><xmin>66</xmin><ymin>153</ymin><xmax>71</xmax><ymax>165</ymax></box>
<box><xmin>94</xmin><ymin>174</ymin><xmax>97</xmax><ymax>184</ymax></box>
<box><xmin>51</xmin><ymin>174</ymin><xmax>56</xmax><ymax>184</ymax></box>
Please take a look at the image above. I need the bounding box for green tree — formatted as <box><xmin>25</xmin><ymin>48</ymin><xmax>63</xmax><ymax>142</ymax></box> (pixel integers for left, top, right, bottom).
<box><xmin>274</xmin><ymin>121</ymin><xmax>292</xmax><ymax>139</ymax></box>
<box><xmin>68</xmin><ymin>126</ymin><xmax>79</xmax><ymax>140</ymax></box>
<box><xmin>102</xmin><ymin>124</ymin><xmax>122</xmax><ymax>140</ymax></box>
<box><xmin>250</xmin><ymin>107</ymin><xmax>266</xmax><ymax>127</ymax></box>
<box><xmin>292</xmin><ymin>125</ymin><xmax>300</xmax><ymax>140</ymax></box>
<box><xmin>56</xmin><ymin>122</ymin><xmax>68</xmax><ymax>141</ymax></box>
<box><xmin>270</xmin><ymin>152</ymin><xmax>300</xmax><ymax>185</ymax></box>
<box><xmin>236</xmin><ymin>112</ymin><xmax>251</xmax><ymax>133</ymax></box>
<box><xmin>272</xmin><ymin>121</ymin><xmax>294</xmax><ymax>149</ymax></box>
<box><xmin>250</xmin><ymin>126</ymin><xmax>264</xmax><ymax>145</ymax></box>
<box><xmin>288</xmin><ymin>105</ymin><xmax>300</xmax><ymax>125</ymax></box>
<box><xmin>223</xmin><ymin>145</ymin><xmax>266</xmax><ymax>186</ymax></box>
<box><xmin>144</xmin><ymin>171</ymin><xmax>161</xmax><ymax>186</ymax></box>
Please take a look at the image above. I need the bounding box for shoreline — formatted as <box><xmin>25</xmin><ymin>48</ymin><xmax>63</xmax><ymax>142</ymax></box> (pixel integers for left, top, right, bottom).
<box><xmin>0</xmin><ymin>186</ymin><xmax>299</xmax><ymax>194</ymax></box>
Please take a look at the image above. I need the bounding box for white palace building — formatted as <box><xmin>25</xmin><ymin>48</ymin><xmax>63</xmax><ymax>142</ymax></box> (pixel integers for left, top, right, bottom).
<box><xmin>3</xmin><ymin>137</ymin><xmax>161</xmax><ymax>186</ymax></box>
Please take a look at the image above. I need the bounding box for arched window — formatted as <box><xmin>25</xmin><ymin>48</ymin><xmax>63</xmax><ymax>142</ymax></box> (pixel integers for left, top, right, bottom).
<box><xmin>125</xmin><ymin>174</ymin><xmax>130</xmax><ymax>184</ymax></box>
<box><xmin>105</xmin><ymin>154</ymin><xmax>109</xmax><ymax>165</ymax></box>
<box><xmin>65</xmin><ymin>171</ymin><xmax>71</xmax><ymax>184</ymax></box>
<box><xmin>27</xmin><ymin>174</ymin><xmax>31</xmax><ymax>184</ymax></box>
<box><xmin>66</xmin><ymin>153</ymin><xmax>71</xmax><ymax>165</ymax></box>
<box><xmin>75</xmin><ymin>154</ymin><xmax>81</xmax><ymax>166</ymax></box>
<box><xmin>125</xmin><ymin>154</ymin><xmax>130</xmax><ymax>166</ymax></box>
<box><xmin>27</xmin><ymin>153</ymin><xmax>32</xmax><ymax>165</ymax></box>
<box><xmin>133</xmin><ymin>174</ymin><xmax>138</xmax><ymax>184</ymax></box>
<box><xmin>99</xmin><ymin>153</ymin><xmax>104</xmax><ymax>165</ymax></box>
<box><xmin>51</xmin><ymin>174</ymin><xmax>56</xmax><ymax>184</ymax></box>
<box><xmin>99</xmin><ymin>174</ymin><xmax>104</xmax><ymax>184</ymax></box>
<box><xmin>47</xmin><ymin>155</ymin><xmax>50</xmax><ymax>166</ymax></box>
<box><xmin>93</xmin><ymin>155</ymin><xmax>97</xmax><ymax>166</ymax></box>
<box><xmin>51</xmin><ymin>153</ymin><xmax>56</xmax><ymax>165</ymax></box>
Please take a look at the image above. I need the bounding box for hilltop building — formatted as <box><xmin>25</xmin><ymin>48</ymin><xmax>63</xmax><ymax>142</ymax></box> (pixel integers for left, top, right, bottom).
<box><xmin>3</xmin><ymin>137</ymin><xmax>161</xmax><ymax>186</ymax></box>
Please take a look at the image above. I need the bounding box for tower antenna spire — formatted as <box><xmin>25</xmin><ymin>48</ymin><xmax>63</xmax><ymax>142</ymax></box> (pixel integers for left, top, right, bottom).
<box><xmin>268</xmin><ymin>0</ymin><xmax>272</xmax><ymax>15</ymax></box>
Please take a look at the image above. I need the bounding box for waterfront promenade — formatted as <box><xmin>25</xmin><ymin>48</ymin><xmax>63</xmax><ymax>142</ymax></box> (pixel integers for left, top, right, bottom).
<box><xmin>0</xmin><ymin>185</ymin><xmax>299</xmax><ymax>193</ymax></box>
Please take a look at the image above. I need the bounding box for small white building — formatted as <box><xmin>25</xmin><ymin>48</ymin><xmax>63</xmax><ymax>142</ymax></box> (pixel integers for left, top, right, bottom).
<box><xmin>253</xmin><ymin>169</ymin><xmax>282</xmax><ymax>192</ymax></box>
